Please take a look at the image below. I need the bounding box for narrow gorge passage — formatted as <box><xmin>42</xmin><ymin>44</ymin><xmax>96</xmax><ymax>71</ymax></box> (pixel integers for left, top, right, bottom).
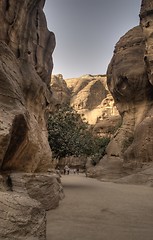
<box><xmin>47</xmin><ymin>174</ymin><xmax>153</xmax><ymax>240</ymax></box>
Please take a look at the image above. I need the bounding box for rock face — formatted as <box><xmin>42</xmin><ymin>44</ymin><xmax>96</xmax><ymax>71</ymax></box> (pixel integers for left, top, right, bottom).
<box><xmin>0</xmin><ymin>191</ymin><xmax>46</xmax><ymax>240</ymax></box>
<box><xmin>107</xmin><ymin>26</ymin><xmax>147</xmax><ymax>160</ymax></box>
<box><xmin>11</xmin><ymin>173</ymin><xmax>64</xmax><ymax>211</ymax></box>
<box><xmin>66</xmin><ymin>75</ymin><xmax>119</xmax><ymax>125</ymax></box>
<box><xmin>51</xmin><ymin>74</ymin><xmax>119</xmax><ymax>128</ymax></box>
<box><xmin>51</xmin><ymin>74</ymin><xmax>71</xmax><ymax>105</ymax></box>
<box><xmin>0</xmin><ymin>172</ymin><xmax>64</xmax><ymax>239</ymax></box>
<box><xmin>0</xmin><ymin>1</ymin><xmax>64</xmax><ymax>239</ymax></box>
<box><xmin>140</xmin><ymin>0</ymin><xmax>153</xmax><ymax>86</ymax></box>
<box><xmin>100</xmin><ymin>0</ymin><xmax>153</xmax><ymax>179</ymax></box>
<box><xmin>0</xmin><ymin>0</ymin><xmax>55</xmax><ymax>172</ymax></box>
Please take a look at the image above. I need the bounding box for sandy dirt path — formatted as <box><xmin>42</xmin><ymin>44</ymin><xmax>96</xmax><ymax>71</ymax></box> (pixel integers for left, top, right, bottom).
<box><xmin>47</xmin><ymin>174</ymin><xmax>153</xmax><ymax>240</ymax></box>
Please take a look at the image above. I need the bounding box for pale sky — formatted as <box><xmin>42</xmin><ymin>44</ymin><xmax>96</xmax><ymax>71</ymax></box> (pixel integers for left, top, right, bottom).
<box><xmin>44</xmin><ymin>0</ymin><xmax>141</xmax><ymax>79</ymax></box>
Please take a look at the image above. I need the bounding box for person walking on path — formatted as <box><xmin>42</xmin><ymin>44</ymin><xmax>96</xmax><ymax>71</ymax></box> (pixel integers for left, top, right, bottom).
<box><xmin>64</xmin><ymin>165</ymin><xmax>69</xmax><ymax>175</ymax></box>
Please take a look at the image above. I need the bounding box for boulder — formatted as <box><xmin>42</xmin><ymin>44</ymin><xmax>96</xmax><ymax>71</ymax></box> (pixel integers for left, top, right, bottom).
<box><xmin>1</xmin><ymin>173</ymin><xmax>64</xmax><ymax>211</ymax></box>
<box><xmin>86</xmin><ymin>155</ymin><xmax>126</xmax><ymax>180</ymax></box>
<box><xmin>114</xmin><ymin>163</ymin><xmax>153</xmax><ymax>186</ymax></box>
<box><xmin>0</xmin><ymin>171</ymin><xmax>64</xmax><ymax>239</ymax></box>
<box><xmin>0</xmin><ymin>191</ymin><xmax>46</xmax><ymax>240</ymax></box>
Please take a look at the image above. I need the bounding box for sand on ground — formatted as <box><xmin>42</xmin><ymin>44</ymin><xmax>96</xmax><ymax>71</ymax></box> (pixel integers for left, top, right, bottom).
<box><xmin>47</xmin><ymin>174</ymin><xmax>153</xmax><ymax>240</ymax></box>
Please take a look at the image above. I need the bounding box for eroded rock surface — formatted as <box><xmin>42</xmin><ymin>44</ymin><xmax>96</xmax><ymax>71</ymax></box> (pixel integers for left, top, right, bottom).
<box><xmin>51</xmin><ymin>74</ymin><xmax>71</xmax><ymax>105</ymax></box>
<box><xmin>0</xmin><ymin>191</ymin><xmax>46</xmax><ymax>240</ymax></box>
<box><xmin>0</xmin><ymin>1</ymin><xmax>61</xmax><ymax>239</ymax></box>
<box><xmin>10</xmin><ymin>173</ymin><xmax>64</xmax><ymax>210</ymax></box>
<box><xmin>66</xmin><ymin>75</ymin><xmax>119</xmax><ymax>125</ymax></box>
<box><xmin>0</xmin><ymin>172</ymin><xmax>64</xmax><ymax>239</ymax></box>
<box><xmin>0</xmin><ymin>0</ymin><xmax>55</xmax><ymax>172</ymax></box>
<box><xmin>107</xmin><ymin>26</ymin><xmax>149</xmax><ymax>161</ymax></box>
<box><xmin>94</xmin><ymin>0</ymin><xmax>153</xmax><ymax>181</ymax></box>
<box><xmin>51</xmin><ymin>74</ymin><xmax>119</xmax><ymax>129</ymax></box>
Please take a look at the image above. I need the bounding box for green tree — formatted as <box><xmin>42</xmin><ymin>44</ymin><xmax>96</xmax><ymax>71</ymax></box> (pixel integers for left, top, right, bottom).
<box><xmin>47</xmin><ymin>105</ymin><xmax>110</xmax><ymax>164</ymax></box>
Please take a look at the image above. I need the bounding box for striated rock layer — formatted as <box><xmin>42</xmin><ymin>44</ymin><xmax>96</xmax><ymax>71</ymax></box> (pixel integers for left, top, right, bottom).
<box><xmin>0</xmin><ymin>0</ymin><xmax>55</xmax><ymax>172</ymax></box>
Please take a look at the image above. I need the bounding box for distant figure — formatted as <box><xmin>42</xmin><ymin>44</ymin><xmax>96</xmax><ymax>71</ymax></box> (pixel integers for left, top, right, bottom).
<box><xmin>6</xmin><ymin>175</ymin><xmax>13</xmax><ymax>191</ymax></box>
<box><xmin>76</xmin><ymin>168</ymin><xmax>79</xmax><ymax>174</ymax></box>
<box><xmin>56</xmin><ymin>167</ymin><xmax>61</xmax><ymax>177</ymax></box>
<box><xmin>64</xmin><ymin>165</ymin><xmax>69</xmax><ymax>175</ymax></box>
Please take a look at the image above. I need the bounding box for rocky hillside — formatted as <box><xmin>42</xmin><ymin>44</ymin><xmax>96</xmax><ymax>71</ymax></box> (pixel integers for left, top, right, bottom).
<box><xmin>51</xmin><ymin>74</ymin><xmax>120</xmax><ymax>137</ymax></box>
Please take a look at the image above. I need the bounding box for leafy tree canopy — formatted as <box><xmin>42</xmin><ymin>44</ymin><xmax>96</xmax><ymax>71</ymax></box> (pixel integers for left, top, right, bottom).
<box><xmin>47</xmin><ymin>105</ymin><xmax>110</xmax><ymax>164</ymax></box>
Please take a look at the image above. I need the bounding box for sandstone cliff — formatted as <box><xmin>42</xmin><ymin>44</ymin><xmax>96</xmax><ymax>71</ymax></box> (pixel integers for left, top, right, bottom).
<box><xmin>89</xmin><ymin>0</ymin><xmax>153</xmax><ymax>180</ymax></box>
<box><xmin>51</xmin><ymin>74</ymin><xmax>71</xmax><ymax>105</ymax></box>
<box><xmin>0</xmin><ymin>1</ymin><xmax>64</xmax><ymax>239</ymax></box>
<box><xmin>51</xmin><ymin>74</ymin><xmax>120</xmax><ymax>133</ymax></box>
<box><xmin>0</xmin><ymin>0</ymin><xmax>55</xmax><ymax>172</ymax></box>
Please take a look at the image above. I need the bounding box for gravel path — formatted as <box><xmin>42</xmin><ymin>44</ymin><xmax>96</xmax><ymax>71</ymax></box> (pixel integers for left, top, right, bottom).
<box><xmin>47</xmin><ymin>174</ymin><xmax>153</xmax><ymax>240</ymax></box>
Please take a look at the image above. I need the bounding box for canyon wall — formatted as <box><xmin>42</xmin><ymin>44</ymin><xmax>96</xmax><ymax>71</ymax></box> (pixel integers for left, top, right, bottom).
<box><xmin>86</xmin><ymin>0</ymin><xmax>153</xmax><ymax>180</ymax></box>
<box><xmin>104</xmin><ymin>0</ymin><xmax>153</xmax><ymax>177</ymax></box>
<box><xmin>0</xmin><ymin>2</ymin><xmax>65</xmax><ymax>239</ymax></box>
<box><xmin>51</xmin><ymin>74</ymin><xmax>120</xmax><ymax>132</ymax></box>
<box><xmin>0</xmin><ymin>0</ymin><xmax>55</xmax><ymax>172</ymax></box>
